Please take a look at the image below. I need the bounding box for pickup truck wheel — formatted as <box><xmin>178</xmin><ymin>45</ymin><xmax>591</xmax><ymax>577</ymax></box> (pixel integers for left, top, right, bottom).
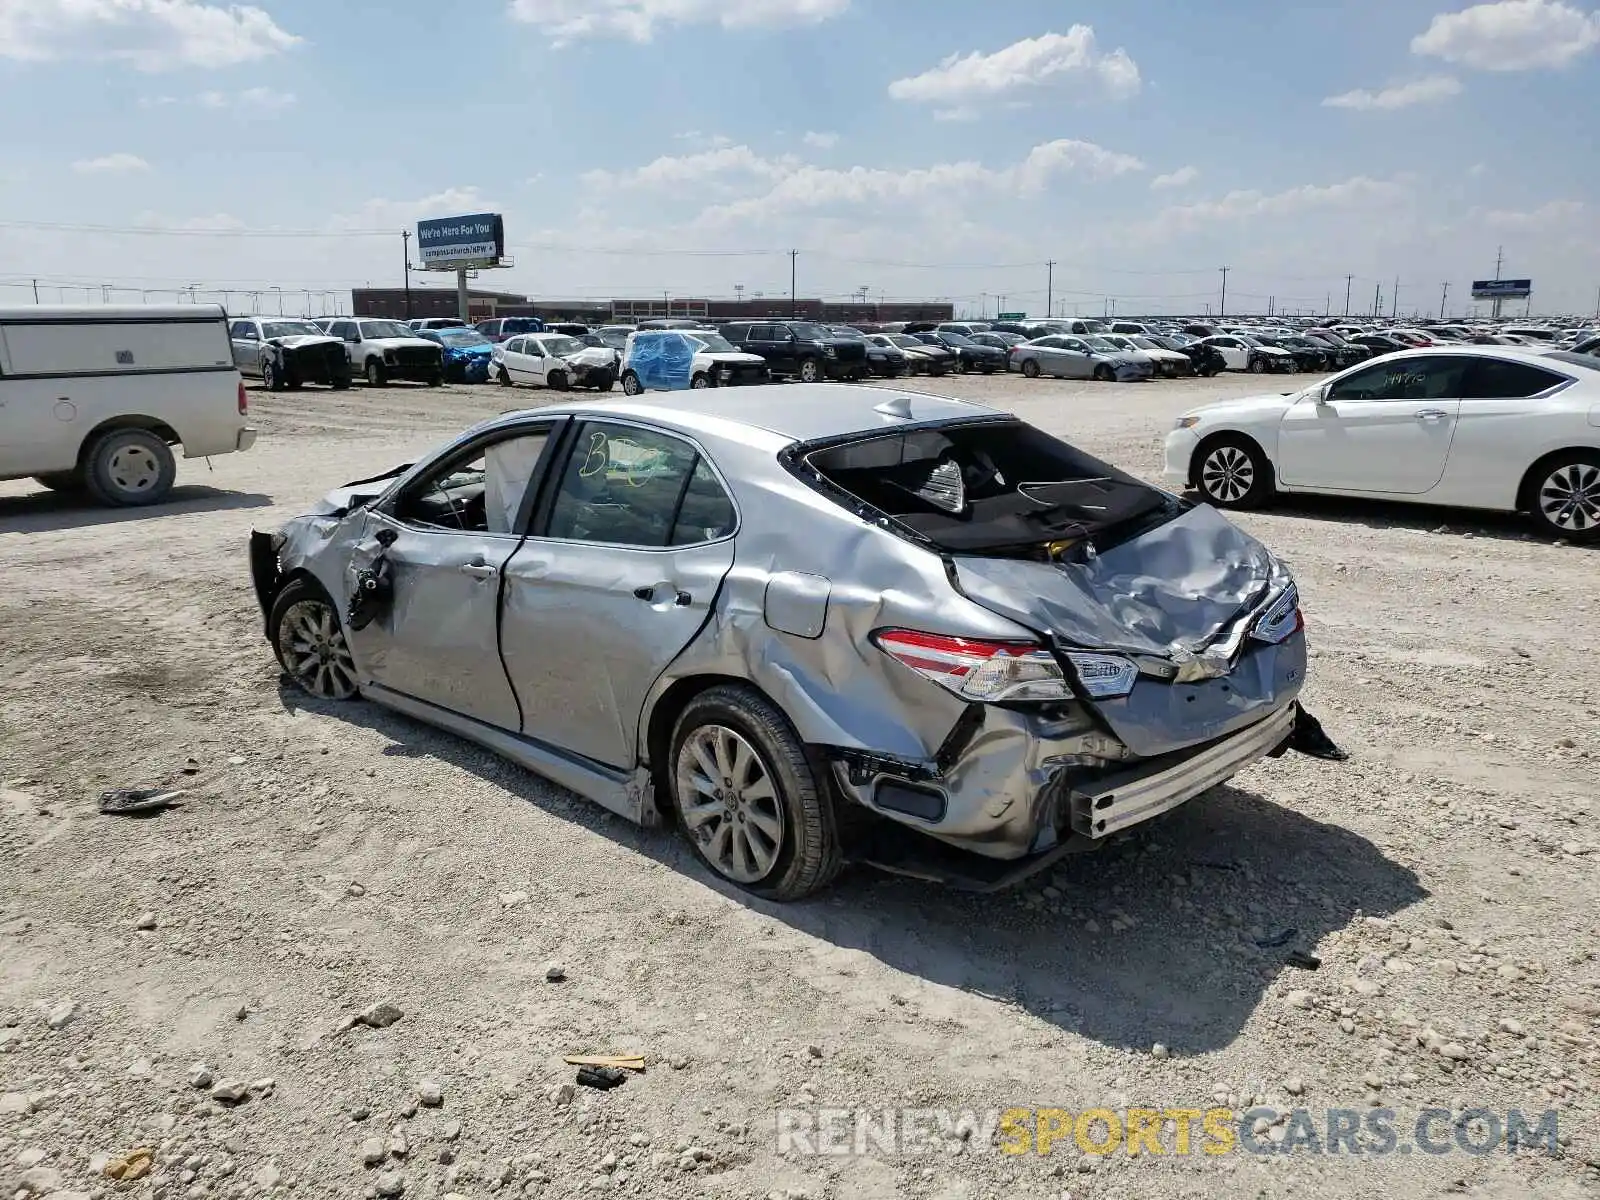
<box><xmin>33</xmin><ymin>471</ymin><xmax>86</xmax><ymax>493</ymax></box>
<box><xmin>1193</xmin><ymin>434</ymin><xmax>1275</xmax><ymax>509</ymax></box>
<box><xmin>83</xmin><ymin>427</ymin><xmax>176</xmax><ymax>507</ymax></box>
<box><xmin>690</xmin><ymin>373</ymin><xmax>710</xmax><ymax>389</ymax></box>
<box><xmin>1021</xmin><ymin>359</ymin><xmax>1041</xmax><ymax>378</ymax></box>
<box><xmin>269</xmin><ymin>578</ymin><xmax>360</xmax><ymax>701</ymax></box>
<box><xmin>365</xmin><ymin>359</ymin><xmax>386</xmax><ymax>386</ymax></box>
<box><xmin>670</xmin><ymin>684</ymin><xmax>843</xmax><ymax>901</ymax></box>
<box><xmin>797</xmin><ymin>357</ymin><xmax>822</xmax><ymax>383</ymax></box>
<box><xmin>261</xmin><ymin>358</ymin><xmax>285</xmax><ymax>392</ymax></box>
<box><xmin>621</xmin><ymin>371</ymin><xmax>643</xmax><ymax>396</ymax></box>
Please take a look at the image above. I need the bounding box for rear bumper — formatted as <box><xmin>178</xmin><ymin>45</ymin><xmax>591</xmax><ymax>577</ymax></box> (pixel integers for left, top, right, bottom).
<box><xmin>237</xmin><ymin>427</ymin><xmax>259</xmax><ymax>453</ymax></box>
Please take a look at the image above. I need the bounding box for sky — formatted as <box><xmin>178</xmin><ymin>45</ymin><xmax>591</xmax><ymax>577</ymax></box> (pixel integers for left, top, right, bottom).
<box><xmin>0</xmin><ymin>0</ymin><xmax>1597</xmax><ymax>319</ymax></box>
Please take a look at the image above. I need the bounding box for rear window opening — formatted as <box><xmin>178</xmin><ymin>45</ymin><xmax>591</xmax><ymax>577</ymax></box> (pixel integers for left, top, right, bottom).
<box><xmin>802</xmin><ymin>420</ymin><xmax>1176</xmax><ymax>554</ymax></box>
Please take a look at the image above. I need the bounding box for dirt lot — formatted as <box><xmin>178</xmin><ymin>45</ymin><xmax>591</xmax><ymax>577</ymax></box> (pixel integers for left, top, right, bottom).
<box><xmin>2</xmin><ymin>372</ymin><xmax>1596</xmax><ymax>1200</ymax></box>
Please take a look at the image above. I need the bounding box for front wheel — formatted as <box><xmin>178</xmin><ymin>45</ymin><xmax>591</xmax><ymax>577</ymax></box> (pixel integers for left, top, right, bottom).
<box><xmin>365</xmin><ymin>359</ymin><xmax>386</xmax><ymax>386</ymax></box>
<box><xmin>1247</xmin><ymin>356</ymin><xmax>1267</xmax><ymax>374</ymax></box>
<box><xmin>621</xmin><ymin>371</ymin><xmax>644</xmax><ymax>396</ymax></box>
<box><xmin>589</xmin><ymin>369</ymin><xmax>614</xmax><ymax>391</ymax></box>
<box><xmin>797</xmin><ymin>357</ymin><xmax>822</xmax><ymax>383</ymax></box>
<box><xmin>261</xmin><ymin>358</ymin><xmax>285</xmax><ymax>392</ymax></box>
<box><xmin>1193</xmin><ymin>435</ymin><xmax>1274</xmax><ymax>509</ymax></box>
<box><xmin>690</xmin><ymin>373</ymin><xmax>711</xmax><ymax>390</ymax></box>
<box><xmin>269</xmin><ymin>578</ymin><xmax>360</xmax><ymax>701</ymax></box>
<box><xmin>1093</xmin><ymin>364</ymin><xmax>1114</xmax><ymax>383</ymax></box>
<box><xmin>669</xmin><ymin>684</ymin><xmax>843</xmax><ymax>901</ymax></box>
<box><xmin>83</xmin><ymin>427</ymin><xmax>177</xmax><ymax>507</ymax></box>
<box><xmin>548</xmin><ymin>370</ymin><xmax>570</xmax><ymax>391</ymax></box>
<box><xmin>1526</xmin><ymin>452</ymin><xmax>1600</xmax><ymax>543</ymax></box>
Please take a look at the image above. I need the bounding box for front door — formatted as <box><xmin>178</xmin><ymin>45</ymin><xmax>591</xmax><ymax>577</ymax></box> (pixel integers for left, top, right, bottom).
<box><xmin>230</xmin><ymin>322</ymin><xmax>261</xmax><ymax>374</ymax></box>
<box><xmin>346</xmin><ymin>422</ymin><xmax>561</xmax><ymax>729</ymax></box>
<box><xmin>500</xmin><ymin>419</ymin><xmax>738</xmax><ymax>770</ymax></box>
<box><xmin>1276</xmin><ymin>355</ymin><xmax>1468</xmax><ymax>494</ymax></box>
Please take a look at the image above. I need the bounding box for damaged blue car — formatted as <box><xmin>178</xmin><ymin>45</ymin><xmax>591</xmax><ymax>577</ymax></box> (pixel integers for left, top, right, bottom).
<box><xmin>416</xmin><ymin>327</ymin><xmax>495</xmax><ymax>383</ymax></box>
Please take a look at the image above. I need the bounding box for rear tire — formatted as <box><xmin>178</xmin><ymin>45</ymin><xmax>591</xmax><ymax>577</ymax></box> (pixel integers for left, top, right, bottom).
<box><xmin>83</xmin><ymin>427</ymin><xmax>177</xmax><ymax>507</ymax></box>
<box><xmin>1192</xmin><ymin>434</ymin><xmax>1274</xmax><ymax>509</ymax></box>
<box><xmin>426</xmin><ymin>371</ymin><xmax>444</xmax><ymax>388</ymax></box>
<box><xmin>497</xmin><ymin>365</ymin><xmax>512</xmax><ymax>387</ymax></box>
<box><xmin>1021</xmin><ymin>359</ymin><xmax>1041</xmax><ymax>379</ymax></box>
<box><xmin>797</xmin><ymin>357</ymin><xmax>822</xmax><ymax>383</ymax></box>
<box><xmin>1524</xmin><ymin>451</ymin><xmax>1600</xmax><ymax>543</ymax></box>
<box><xmin>621</xmin><ymin>371</ymin><xmax>644</xmax><ymax>396</ymax></box>
<box><xmin>331</xmin><ymin>374</ymin><xmax>352</xmax><ymax>390</ymax></box>
<box><xmin>690</xmin><ymin>373</ymin><xmax>710</xmax><ymax>390</ymax></box>
<box><xmin>669</xmin><ymin>684</ymin><xmax>843</xmax><ymax>901</ymax></box>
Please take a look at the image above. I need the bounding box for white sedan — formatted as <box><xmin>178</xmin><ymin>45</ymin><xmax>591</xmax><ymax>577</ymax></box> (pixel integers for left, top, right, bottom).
<box><xmin>492</xmin><ymin>332</ymin><xmax>618</xmax><ymax>391</ymax></box>
<box><xmin>1164</xmin><ymin>346</ymin><xmax>1600</xmax><ymax>541</ymax></box>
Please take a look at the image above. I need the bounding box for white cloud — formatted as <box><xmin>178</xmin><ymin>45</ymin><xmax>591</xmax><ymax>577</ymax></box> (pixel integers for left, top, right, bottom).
<box><xmin>72</xmin><ymin>152</ymin><xmax>151</xmax><ymax>174</ymax></box>
<box><xmin>1322</xmin><ymin>75</ymin><xmax>1463</xmax><ymax>109</ymax></box>
<box><xmin>1411</xmin><ymin>0</ymin><xmax>1600</xmax><ymax>69</ymax></box>
<box><xmin>583</xmin><ymin>144</ymin><xmax>799</xmax><ymax>190</ymax></box>
<box><xmin>198</xmin><ymin>86</ymin><xmax>296</xmax><ymax>111</ymax></box>
<box><xmin>887</xmin><ymin>28</ymin><xmax>1141</xmax><ymax>108</ymax></box>
<box><xmin>1150</xmin><ymin>165</ymin><xmax>1199</xmax><ymax>190</ymax></box>
<box><xmin>1140</xmin><ymin>176</ymin><xmax>1410</xmax><ymax>239</ymax></box>
<box><xmin>696</xmin><ymin>139</ymin><xmax>1143</xmax><ymax>224</ymax></box>
<box><xmin>801</xmin><ymin>130</ymin><xmax>838</xmax><ymax>149</ymax></box>
<box><xmin>933</xmin><ymin>107</ymin><xmax>979</xmax><ymax>123</ymax></box>
<box><xmin>1482</xmin><ymin>198</ymin><xmax>1585</xmax><ymax>227</ymax></box>
<box><xmin>329</xmin><ymin>187</ymin><xmax>491</xmax><ymax>234</ymax></box>
<box><xmin>0</xmin><ymin>0</ymin><xmax>301</xmax><ymax>71</ymax></box>
<box><xmin>507</xmin><ymin>0</ymin><xmax>849</xmax><ymax>43</ymax></box>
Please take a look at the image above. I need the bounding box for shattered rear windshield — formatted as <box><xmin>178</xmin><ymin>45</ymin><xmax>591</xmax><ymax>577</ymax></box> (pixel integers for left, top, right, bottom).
<box><xmin>803</xmin><ymin>420</ymin><xmax>1175</xmax><ymax>553</ymax></box>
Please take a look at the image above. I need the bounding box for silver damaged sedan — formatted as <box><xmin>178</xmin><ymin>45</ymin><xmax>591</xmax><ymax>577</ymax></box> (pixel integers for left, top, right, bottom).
<box><xmin>249</xmin><ymin>385</ymin><xmax>1343</xmax><ymax>900</ymax></box>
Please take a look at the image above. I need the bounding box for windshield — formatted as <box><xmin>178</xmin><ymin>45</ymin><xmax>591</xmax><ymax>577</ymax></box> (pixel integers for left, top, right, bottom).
<box><xmin>940</xmin><ymin>333</ymin><xmax>976</xmax><ymax>347</ymax></box>
<box><xmin>689</xmin><ymin>333</ymin><xmax>737</xmax><ymax>353</ymax></box>
<box><xmin>806</xmin><ymin>420</ymin><xmax>1171</xmax><ymax>554</ymax></box>
<box><xmin>888</xmin><ymin>335</ymin><xmax>925</xmax><ymax>349</ymax></box>
<box><xmin>1130</xmin><ymin>337</ymin><xmax>1162</xmax><ymax>350</ymax></box>
<box><xmin>1235</xmin><ymin>335</ymin><xmax>1264</xmax><ymax>347</ymax></box>
<box><xmin>538</xmin><ymin>335</ymin><xmax>585</xmax><ymax>357</ymax></box>
<box><xmin>438</xmin><ymin>329</ymin><xmax>491</xmax><ymax>347</ymax></box>
<box><xmin>361</xmin><ymin>321</ymin><xmax>414</xmax><ymax>340</ymax></box>
<box><xmin>1083</xmin><ymin>337</ymin><xmax>1119</xmax><ymax>352</ymax></box>
<box><xmin>789</xmin><ymin>322</ymin><xmax>830</xmax><ymax>341</ymax></box>
<box><xmin>832</xmin><ymin>327</ymin><xmax>866</xmax><ymax>337</ymax></box>
<box><xmin>263</xmin><ymin>321</ymin><xmax>325</xmax><ymax>338</ymax></box>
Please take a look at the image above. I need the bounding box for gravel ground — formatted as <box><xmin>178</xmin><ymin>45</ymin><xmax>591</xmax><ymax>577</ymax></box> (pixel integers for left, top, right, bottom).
<box><xmin>1</xmin><ymin>372</ymin><xmax>1597</xmax><ymax>1200</ymax></box>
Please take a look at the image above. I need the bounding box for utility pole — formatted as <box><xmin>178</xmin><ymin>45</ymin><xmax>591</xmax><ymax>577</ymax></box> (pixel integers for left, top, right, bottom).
<box><xmin>31</xmin><ymin>278</ymin><xmax>39</xmax><ymax>303</ymax></box>
<box><xmin>789</xmin><ymin>248</ymin><xmax>798</xmax><ymax>313</ymax></box>
<box><xmin>1373</xmin><ymin>282</ymin><xmax>1381</xmax><ymax>317</ymax></box>
<box><xmin>1344</xmin><ymin>274</ymin><xmax>1353</xmax><ymax>317</ymax></box>
<box><xmin>402</xmin><ymin>230</ymin><xmax>413</xmax><ymax>321</ymax></box>
<box><xmin>1391</xmin><ymin>276</ymin><xmax>1400</xmax><ymax>321</ymax></box>
<box><xmin>1439</xmin><ymin>281</ymin><xmax>1450</xmax><ymax>320</ymax></box>
<box><xmin>1491</xmin><ymin>244</ymin><xmax>1505</xmax><ymax>320</ymax></box>
<box><xmin>1045</xmin><ymin>259</ymin><xmax>1055</xmax><ymax>318</ymax></box>
<box><xmin>1218</xmin><ymin>266</ymin><xmax>1229</xmax><ymax>318</ymax></box>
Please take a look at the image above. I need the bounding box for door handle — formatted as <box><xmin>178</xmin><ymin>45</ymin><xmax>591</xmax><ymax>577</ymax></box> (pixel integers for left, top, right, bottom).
<box><xmin>634</xmin><ymin>585</ymin><xmax>693</xmax><ymax>606</ymax></box>
<box><xmin>460</xmin><ymin>562</ymin><xmax>498</xmax><ymax>580</ymax></box>
<box><xmin>633</xmin><ymin>585</ymin><xmax>655</xmax><ymax>601</ymax></box>
<box><xmin>1414</xmin><ymin>409</ymin><xmax>1450</xmax><ymax>422</ymax></box>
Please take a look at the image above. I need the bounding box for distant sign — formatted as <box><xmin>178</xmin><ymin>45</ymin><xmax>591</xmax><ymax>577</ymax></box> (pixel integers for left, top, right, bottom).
<box><xmin>417</xmin><ymin>213</ymin><xmax>505</xmax><ymax>268</ymax></box>
<box><xmin>1471</xmin><ymin>278</ymin><xmax>1532</xmax><ymax>299</ymax></box>
<box><xmin>996</xmin><ymin>311</ymin><xmax>1027</xmax><ymax>320</ymax></box>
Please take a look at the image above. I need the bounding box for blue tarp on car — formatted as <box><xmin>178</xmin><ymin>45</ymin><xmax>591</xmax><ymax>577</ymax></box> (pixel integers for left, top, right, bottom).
<box><xmin>629</xmin><ymin>332</ymin><xmax>695</xmax><ymax>391</ymax></box>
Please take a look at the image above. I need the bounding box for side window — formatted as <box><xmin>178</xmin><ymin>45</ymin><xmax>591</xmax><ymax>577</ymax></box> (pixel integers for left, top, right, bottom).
<box><xmin>391</xmin><ymin>430</ymin><xmax>552</xmax><ymax>534</ymax></box>
<box><xmin>1329</xmin><ymin>356</ymin><xmax>1466</xmax><ymax>401</ymax></box>
<box><xmin>1463</xmin><ymin>358</ymin><xmax>1566</xmax><ymax>399</ymax></box>
<box><xmin>506</xmin><ymin>338</ymin><xmax>523</xmax><ymax>355</ymax></box>
<box><xmin>545</xmin><ymin>423</ymin><xmax>726</xmax><ymax>548</ymax></box>
<box><xmin>231</xmin><ymin>320</ymin><xmax>256</xmax><ymax>339</ymax></box>
<box><xmin>332</xmin><ymin>321</ymin><xmax>356</xmax><ymax>340</ymax></box>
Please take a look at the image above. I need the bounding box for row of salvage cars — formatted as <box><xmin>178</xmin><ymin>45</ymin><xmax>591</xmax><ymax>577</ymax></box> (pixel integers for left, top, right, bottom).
<box><xmin>251</xmin><ymin>384</ymin><xmax>1351</xmax><ymax>900</ymax></box>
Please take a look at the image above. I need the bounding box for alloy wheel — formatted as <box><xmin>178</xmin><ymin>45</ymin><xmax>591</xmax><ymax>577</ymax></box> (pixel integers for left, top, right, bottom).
<box><xmin>107</xmin><ymin>444</ymin><xmax>163</xmax><ymax>496</ymax></box>
<box><xmin>279</xmin><ymin>598</ymin><xmax>359</xmax><ymax>700</ymax></box>
<box><xmin>1538</xmin><ymin>462</ymin><xmax>1600</xmax><ymax>532</ymax></box>
<box><xmin>1201</xmin><ymin>445</ymin><xmax>1255</xmax><ymax>504</ymax></box>
<box><xmin>675</xmin><ymin>724</ymin><xmax>784</xmax><ymax>884</ymax></box>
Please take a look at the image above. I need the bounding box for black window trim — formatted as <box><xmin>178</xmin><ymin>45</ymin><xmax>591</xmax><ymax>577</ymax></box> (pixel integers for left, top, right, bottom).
<box><xmin>376</xmin><ymin>416</ymin><xmax>569</xmax><ymax>538</ymax></box>
<box><xmin>526</xmin><ymin>415</ymin><xmax>741</xmax><ymax>552</ymax></box>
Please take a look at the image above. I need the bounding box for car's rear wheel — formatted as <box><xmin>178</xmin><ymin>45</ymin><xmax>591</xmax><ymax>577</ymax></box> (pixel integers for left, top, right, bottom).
<box><xmin>83</xmin><ymin>428</ymin><xmax>176</xmax><ymax>507</ymax></box>
<box><xmin>621</xmin><ymin>371</ymin><xmax>643</xmax><ymax>396</ymax></box>
<box><xmin>1526</xmin><ymin>451</ymin><xmax>1600</xmax><ymax>543</ymax></box>
<box><xmin>1021</xmin><ymin>359</ymin><xmax>1041</xmax><ymax>379</ymax></box>
<box><xmin>426</xmin><ymin>371</ymin><xmax>443</xmax><ymax>388</ymax></box>
<box><xmin>798</xmin><ymin>357</ymin><xmax>821</xmax><ymax>383</ymax></box>
<box><xmin>270</xmin><ymin>578</ymin><xmax>360</xmax><ymax>701</ymax></box>
<box><xmin>497</xmin><ymin>364</ymin><xmax>512</xmax><ymax>387</ymax></box>
<box><xmin>365</xmin><ymin>359</ymin><xmax>386</xmax><ymax>386</ymax></box>
<box><xmin>1193</xmin><ymin>434</ymin><xmax>1274</xmax><ymax>509</ymax></box>
<box><xmin>669</xmin><ymin>684</ymin><xmax>842</xmax><ymax>901</ymax></box>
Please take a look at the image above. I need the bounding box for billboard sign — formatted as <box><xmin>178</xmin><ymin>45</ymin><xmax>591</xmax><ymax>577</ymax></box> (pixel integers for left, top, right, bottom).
<box><xmin>417</xmin><ymin>213</ymin><xmax>505</xmax><ymax>267</ymax></box>
<box><xmin>1470</xmin><ymin>278</ymin><xmax>1531</xmax><ymax>299</ymax></box>
<box><xmin>996</xmin><ymin>311</ymin><xmax>1027</xmax><ymax>320</ymax></box>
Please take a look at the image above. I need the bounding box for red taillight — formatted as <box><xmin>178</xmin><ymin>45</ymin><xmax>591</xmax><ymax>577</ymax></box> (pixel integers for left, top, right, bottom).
<box><xmin>873</xmin><ymin>629</ymin><xmax>1071</xmax><ymax>702</ymax></box>
<box><xmin>237</xmin><ymin>380</ymin><xmax>248</xmax><ymax>415</ymax></box>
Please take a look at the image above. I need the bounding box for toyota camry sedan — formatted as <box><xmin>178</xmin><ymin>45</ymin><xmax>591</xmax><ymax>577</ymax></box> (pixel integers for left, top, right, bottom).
<box><xmin>1166</xmin><ymin>346</ymin><xmax>1600</xmax><ymax>541</ymax></box>
<box><xmin>250</xmin><ymin>386</ymin><xmax>1339</xmax><ymax>899</ymax></box>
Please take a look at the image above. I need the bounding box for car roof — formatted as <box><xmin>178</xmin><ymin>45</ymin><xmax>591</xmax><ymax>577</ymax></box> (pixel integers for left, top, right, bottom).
<box><xmin>493</xmin><ymin>384</ymin><xmax>1005</xmax><ymax>446</ymax></box>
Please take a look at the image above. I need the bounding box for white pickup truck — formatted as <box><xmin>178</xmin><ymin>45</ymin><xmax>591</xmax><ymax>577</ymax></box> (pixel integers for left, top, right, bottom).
<box><xmin>0</xmin><ymin>305</ymin><xmax>256</xmax><ymax>505</ymax></box>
